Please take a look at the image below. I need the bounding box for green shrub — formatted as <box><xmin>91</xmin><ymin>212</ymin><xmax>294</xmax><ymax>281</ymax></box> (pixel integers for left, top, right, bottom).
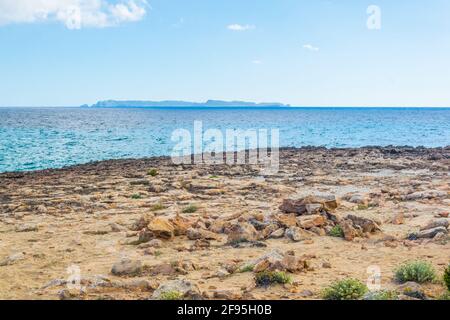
<box><xmin>363</xmin><ymin>290</ymin><xmax>398</xmax><ymax>300</ymax></box>
<box><xmin>394</xmin><ymin>261</ymin><xmax>436</xmax><ymax>283</ymax></box>
<box><xmin>322</xmin><ymin>278</ymin><xmax>368</xmax><ymax>300</ymax></box>
<box><xmin>147</xmin><ymin>169</ymin><xmax>158</xmax><ymax>177</ymax></box>
<box><xmin>159</xmin><ymin>291</ymin><xmax>183</xmax><ymax>300</ymax></box>
<box><xmin>131</xmin><ymin>193</ymin><xmax>142</xmax><ymax>199</ymax></box>
<box><xmin>444</xmin><ymin>264</ymin><xmax>450</xmax><ymax>291</ymax></box>
<box><xmin>182</xmin><ymin>204</ymin><xmax>198</xmax><ymax>213</ymax></box>
<box><xmin>239</xmin><ymin>264</ymin><xmax>254</xmax><ymax>273</ymax></box>
<box><xmin>150</xmin><ymin>203</ymin><xmax>165</xmax><ymax>211</ymax></box>
<box><xmin>438</xmin><ymin>292</ymin><xmax>450</xmax><ymax>300</ymax></box>
<box><xmin>329</xmin><ymin>225</ymin><xmax>344</xmax><ymax>238</ymax></box>
<box><xmin>255</xmin><ymin>271</ymin><xmax>291</xmax><ymax>287</ymax></box>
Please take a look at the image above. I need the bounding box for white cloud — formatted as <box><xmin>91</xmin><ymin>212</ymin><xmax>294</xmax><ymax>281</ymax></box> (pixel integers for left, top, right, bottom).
<box><xmin>303</xmin><ymin>44</ymin><xmax>319</xmax><ymax>52</ymax></box>
<box><xmin>227</xmin><ymin>24</ymin><xmax>255</xmax><ymax>31</ymax></box>
<box><xmin>252</xmin><ymin>60</ymin><xmax>262</xmax><ymax>64</ymax></box>
<box><xmin>0</xmin><ymin>0</ymin><xmax>148</xmax><ymax>29</ymax></box>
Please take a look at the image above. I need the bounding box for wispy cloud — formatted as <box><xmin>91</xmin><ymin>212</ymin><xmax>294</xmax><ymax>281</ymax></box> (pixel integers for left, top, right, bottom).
<box><xmin>0</xmin><ymin>0</ymin><xmax>149</xmax><ymax>29</ymax></box>
<box><xmin>252</xmin><ymin>60</ymin><xmax>263</xmax><ymax>65</ymax></box>
<box><xmin>227</xmin><ymin>24</ymin><xmax>255</xmax><ymax>31</ymax></box>
<box><xmin>303</xmin><ymin>44</ymin><xmax>319</xmax><ymax>52</ymax></box>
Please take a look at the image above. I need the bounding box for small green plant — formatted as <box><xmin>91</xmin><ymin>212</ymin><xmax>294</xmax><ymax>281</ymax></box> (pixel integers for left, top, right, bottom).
<box><xmin>322</xmin><ymin>278</ymin><xmax>368</xmax><ymax>300</ymax></box>
<box><xmin>182</xmin><ymin>204</ymin><xmax>198</xmax><ymax>213</ymax></box>
<box><xmin>154</xmin><ymin>250</ymin><xmax>163</xmax><ymax>257</ymax></box>
<box><xmin>329</xmin><ymin>225</ymin><xmax>344</xmax><ymax>238</ymax></box>
<box><xmin>394</xmin><ymin>260</ymin><xmax>436</xmax><ymax>283</ymax></box>
<box><xmin>357</xmin><ymin>204</ymin><xmax>369</xmax><ymax>210</ymax></box>
<box><xmin>159</xmin><ymin>291</ymin><xmax>183</xmax><ymax>300</ymax></box>
<box><xmin>255</xmin><ymin>271</ymin><xmax>291</xmax><ymax>287</ymax></box>
<box><xmin>363</xmin><ymin>290</ymin><xmax>398</xmax><ymax>300</ymax></box>
<box><xmin>147</xmin><ymin>169</ymin><xmax>158</xmax><ymax>177</ymax></box>
<box><xmin>438</xmin><ymin>292</ymin><xmax>450</xmax><ymax>300</ymax></box>
<box><xmin>239</xmin><ymin>264</ymin><xmax>254</xmax><ymax>273</ymax></box>
<box><xmin>444</xmin><ymin>264</ymin><xmax>450</xmax><ymax>291</ymax></box>
<box><xmin>131</xmin><ymin>193</ymin><xmax>142</xmax><ymax>200</ymax></box>
<box><xmin>150</xmin><ymin>203</ymin><xmax>165</xmax><ymax>211</ymax></box>
<box><xmin>209</xmin><ymin>175</ymin><xmax>219</xmax><ymax>179</ymax></box>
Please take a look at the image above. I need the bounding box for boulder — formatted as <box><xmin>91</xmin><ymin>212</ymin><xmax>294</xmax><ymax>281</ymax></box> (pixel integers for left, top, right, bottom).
<box><xmin>346</xmin><ymin>215</ymin><xmax>381</xmax><ymax>233</ymax></box>
<box><xmin>111</xmin><ymin>259</ymin><xmax>142</xmax><ymax>276</ymax></box>
<box><xmin>297</xmin><ymin>214</ymin><xmax>326</xmax><ymax>229</ymax></box>
<box><xmin>151</xmin><ymin>279</ymin><xmax>202</xmax><ymax>300</ymax></box>
<box><xmin>147</xmin><ymin>217</ymin><xmax>174</xmax><ymax>239</ymax></box>
<box><xmin>416</xmin><ymin>226</ymin><xmax>448</xmax><ymax>239</ymax></box>
<box><xmin>279</xmin><ymin>194</ymin><xmax>337</xmax><ymax>215</ymax></box>
<box><xmin>269</xmin><ymin>228</ymin><xmax>285</xmax><ymax>239</ymax></box>
<box><xmin>275</xmin><ymin>214</ymin><xmax>297</xmax><ymax>228</ymax></box>
<box><xmin>226</xmin><ymin>222</ymin><xmax>258</xmax><ymax>244</ymax></box>
<box><xmin>340</xmin><ymin>220</ymin><xmax>358</xmax><ymax>241</ymax></box>
<box><xmin>170</xmin><ymin>215</ymin><xmax>193</xmax><ymax>236</ymax></box>
<box><xmin>285</xmin><ymin>226</ymin><xmax>308</xmax><ymax>242</ymax></box>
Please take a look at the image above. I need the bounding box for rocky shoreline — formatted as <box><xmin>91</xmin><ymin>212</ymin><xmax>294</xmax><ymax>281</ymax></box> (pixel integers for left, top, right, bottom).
<box><xmin>0</xmin><ymin>146</ymin><xmax>449</xmax><ymax>300</ymax></box>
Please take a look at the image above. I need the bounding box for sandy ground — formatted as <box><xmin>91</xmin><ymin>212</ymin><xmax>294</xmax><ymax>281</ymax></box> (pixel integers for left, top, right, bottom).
<box><xmin>0</xmin><ymin>147</ymin><xmax>449</xmax><ymax>300</ymax></box>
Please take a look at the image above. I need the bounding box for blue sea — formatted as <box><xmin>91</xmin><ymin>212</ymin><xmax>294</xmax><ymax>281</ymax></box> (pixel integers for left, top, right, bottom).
<box><xmin>0</xmin><ymin>107</ymin><xmax>449</xmax><ymax>173</ymax></box>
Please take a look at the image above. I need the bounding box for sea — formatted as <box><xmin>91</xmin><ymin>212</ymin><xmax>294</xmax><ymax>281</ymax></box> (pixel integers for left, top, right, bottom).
<box><xmin>0</xmin><ymin>107</ymin><xmax>449</xmax><ymax>173</ymax></box>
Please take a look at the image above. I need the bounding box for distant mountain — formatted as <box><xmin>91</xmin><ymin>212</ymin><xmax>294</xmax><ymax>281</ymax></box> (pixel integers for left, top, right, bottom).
<box><xmin>86</xmin><ymin>100</ymin><xmax>290</xmax><ymax>108</ymax></box>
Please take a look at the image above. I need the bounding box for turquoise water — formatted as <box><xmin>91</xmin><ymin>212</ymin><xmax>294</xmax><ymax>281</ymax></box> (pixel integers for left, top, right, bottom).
<box><xmin>0</xmin><ymin>107</ymin><xmax>449</xmax><ymax>172</ymax></box>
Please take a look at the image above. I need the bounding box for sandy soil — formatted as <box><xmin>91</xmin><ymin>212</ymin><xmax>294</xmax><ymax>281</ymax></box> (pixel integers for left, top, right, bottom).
<box><xmin>0</xmin><ymin>147</ymin><xmax>449</xmax><ymax>300</ymax></box>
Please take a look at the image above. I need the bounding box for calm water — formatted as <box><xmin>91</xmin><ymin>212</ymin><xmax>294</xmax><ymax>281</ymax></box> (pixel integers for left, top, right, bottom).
<box><xmin>0</xmin><ymin>107</ymin><xmax>449</xmax><ymax>172</ymax></box>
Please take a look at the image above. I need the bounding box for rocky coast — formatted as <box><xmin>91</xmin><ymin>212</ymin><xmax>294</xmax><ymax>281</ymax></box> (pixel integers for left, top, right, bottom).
<box><xmin>0</xmin><ymin>146</ymin><xmax>449</xmax><ymax>300</ymax></box>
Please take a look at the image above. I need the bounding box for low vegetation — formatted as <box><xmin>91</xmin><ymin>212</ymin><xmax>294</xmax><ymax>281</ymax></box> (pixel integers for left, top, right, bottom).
<box><xmin>150</xmin><ymin>203</ymin><xmax>165</xmax><ymax>211</ymax></box>
<box><xmin>444</xmin><ymin>264</ymin><xmax>450</xmax><ymax>291</ymax></box>
<box><xmin>329</xmin><ymin>225</ymin><xmax>344</xmax><ymax>238</ymax></box>
<box><xmin>159</xmin><ymin>291</ymin><xmax>183</xmax><ymax>300</ymax></box>
<box><xmin>394</xmin><ymin>260</ymin><xmax>436</xmax><ymax>283</ymax></box>
<box><xmin>363</xmin><ymin>290</ymin><xmax>398</xmax><ymax>300</ymax></box>
<box><xmin>255</xmin><ymin>271</ymin><xmax>291</xmax><ymax>287</ymax></box>
<box><xmin>182</xmin><ymin>204</ymin><xmax>198</xmax><ymax>213</ymax></box>
<box><xmin>322</xmin><ymin>278</ymin><xmax>368</xmax><ymax>300</ymax></box>
<box><xmin>131</xmin><ymin>193</ymin><xmax>142</xmax><ymax>200</ymax></box>
<box><xmin>147</xmin><ymin>168</ymin><xmax>158</xmax><ymax>177</ymax></box>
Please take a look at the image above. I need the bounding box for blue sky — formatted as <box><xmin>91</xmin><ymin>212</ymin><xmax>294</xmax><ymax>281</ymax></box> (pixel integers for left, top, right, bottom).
<box><xmin>0</xmin><ymin>0</ymin><xmax>449</xmax><ymax>107</ymax></box>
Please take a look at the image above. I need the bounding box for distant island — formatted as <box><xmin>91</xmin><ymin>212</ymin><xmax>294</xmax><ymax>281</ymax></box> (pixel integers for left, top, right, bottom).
<box><xmin>83</xmin><ymin>100</ymin><xmax>290</xmax><ymax>108</ymax></box>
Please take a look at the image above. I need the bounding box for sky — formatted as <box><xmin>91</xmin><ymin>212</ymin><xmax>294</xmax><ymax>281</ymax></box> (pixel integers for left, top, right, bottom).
<box><xmin>0</xmin><ymin>0</ymin><xmax>449</xmax><ymax>107</ymax></box>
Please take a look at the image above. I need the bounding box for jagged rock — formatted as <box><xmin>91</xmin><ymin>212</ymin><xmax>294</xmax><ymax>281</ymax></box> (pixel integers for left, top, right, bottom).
<box><xmin>279</xmin><ymin>194</ymin><xmax>337</xmax><ymax>215</ymax></box>
<box><xmin>275</xmin><ymin>214</ymin><xmax>297</xmax><ymax>228</ymax></box>
<box><xmin>416</xmin><ymin>226</ymin><xmax>448</xmax><ymax>239</ymax></box>
<box><xmin>111</xmin><ymin>259</ymin><xmax>142</xmax><ymax>276</ymax></box>
<box><xmin>269</xmin><ymin>228</ymin><xmax>285</xmax><ymax>239</ymax></box>
<box><xmin>297</xmin><ymin>214</ymin><xmax>326</xmax><ymax>229</ymax></box>
<box><xmin>147</xmin><ymin>217</ymin><xmax>174</xmax><ymax>239</ymax></box>
<box><xmin>186</xmin><ymin>228</ymin><xmax>221</xmax><ymax>241</ymax></box>
<box><xmin>226</xmin><ymin>222</ymin><xmax>258</xmax><ymax>244</ymax></box>
<box><xmin>420</xmin><ymin>219</ymin><xmax>449</xmax><ymax>231</ymax></box>
<box><xmin>403</xmin><ymin>190</ymin><xmax>447</xmax><ymax>201</ymax></box>
<box><xmin>285</xmin><ymin>226</ymin><xmax>308</xmax><ymax>242</ymax></box>
<box><xmin>340</xmin><ymin>220</ymin><xmax>358</xmax><ymax>241</ymax></box>
<box><xmin>346</xmin><ymin>214</ymin><xmax>381</xmax><ymax>233</ymax></box>
<box><xmin>170</xmin><ymin>215</ymin><xmax>193</xmax><ymax>236</ymax></box>
<box><xmin>252</xmin><ymin>250</ymin><xmax>312</xmax><ymax>273</ymax></box>
<box><xmin>151</xmin><ymin>279</ymin><xmax>202</xmax><ymax>300</ymax></box>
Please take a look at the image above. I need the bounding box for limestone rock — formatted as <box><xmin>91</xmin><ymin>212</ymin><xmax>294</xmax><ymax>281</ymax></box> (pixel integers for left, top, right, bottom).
<box><xmin>147</xmin><ymin>217</ymin><xmax>174</xmax><ymax>239</ymax></box>
<box><xmin>111</xmin><ymin>259</ymin><xmax>142</xmax><ymax>276</ymax></box>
